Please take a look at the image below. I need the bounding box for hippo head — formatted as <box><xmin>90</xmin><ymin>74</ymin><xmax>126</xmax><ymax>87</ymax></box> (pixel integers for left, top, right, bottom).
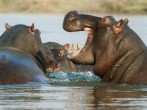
<box><xmin>45</xmin><ymin>43</ymin><xmax>71</xmax><ymax>72</ymax></box>
<box><xmin>1</xmin><ymin>23</ymin><xmax>42</xmax><ymax>56</ymax></box>
<box><xmin>63</xmin><ymin>11</ymin><xmax>118</xmax><ymax>76</ymax></box>
<box><xmin>63</xmin><ymin>11</ymin><xmax>103</xmax><ymax>65</ymax></box>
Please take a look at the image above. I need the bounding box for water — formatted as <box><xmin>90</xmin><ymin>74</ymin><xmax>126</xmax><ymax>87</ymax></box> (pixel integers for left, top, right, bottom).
<box><xmin>1</xmin><ymin>82</ymin><xmax>147</xmax><ymax>110</ymax></box>
<box><xmin>0</xmin><ymin>14</ymin><xmax>147</xmax><ymax>110</ymax></box>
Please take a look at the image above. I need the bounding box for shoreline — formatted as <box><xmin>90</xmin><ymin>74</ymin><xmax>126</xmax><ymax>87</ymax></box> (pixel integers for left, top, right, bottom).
<box><xmin>0</xmin><ymin>0</ymin><xmax>147</xmax><ymax>15</ymax></box>
<box><xmin>0</xmin><ymin>13</ymin><xmax>147</xmax><ymax>16</ymax></box>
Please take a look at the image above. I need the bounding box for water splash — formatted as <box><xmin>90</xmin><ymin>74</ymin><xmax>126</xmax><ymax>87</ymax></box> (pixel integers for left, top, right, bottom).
<box><xmin>47</xmin><ymin>71</ymin><xmax>100</xmax><ymax>82</ymax></box>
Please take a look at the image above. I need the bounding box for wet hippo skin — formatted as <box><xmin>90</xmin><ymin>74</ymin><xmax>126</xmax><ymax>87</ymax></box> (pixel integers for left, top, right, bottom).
<box><xmin>0</xmin><ymin>23</ymin><xmax>50</xmax><ymax>84</ymax></box>
<box><xmin>63</xmin><ymin>11</ymin><xmax>147</xmax><ymax>84</ymax></box>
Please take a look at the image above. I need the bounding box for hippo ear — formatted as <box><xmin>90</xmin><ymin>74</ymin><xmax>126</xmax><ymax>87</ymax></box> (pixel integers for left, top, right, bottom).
<box><xmin>124</xmin><ymin>18</ymin><xmax>129</xmax><ymax>24</ymax></box>
<box><xmin>64</xmin><ymin>43</ymin><xmax>70</xmax><ymax>50</ymax></box>
<box><xmin>30</xmin><ymin>23</ymin><xmax>34</xmax><ymax>32</ymax></box>
<box><xmin>29</xmin><ymin>23</ymin><xmax>35</xmax><ymax>35</ymax></box>
<box><xmin>113</xmin><ymin>19</ymin><xmax>124</xmax><ymax>35</ymax></box>
<box><xmin>116</xmin><ymin>19</ymin><xmax>123</xmax><ymax>28</ymax></box>
<box><xmin>5</xmin><ymin>23</ymin><xmax>11</xmax><ymax>30</ymax></box>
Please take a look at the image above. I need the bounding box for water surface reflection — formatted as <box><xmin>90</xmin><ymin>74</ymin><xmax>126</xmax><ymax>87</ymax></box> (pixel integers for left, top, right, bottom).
<box><xmin>94</xmin><ymin>84</ymin><xmax>147</xmax><ymax>110</ymax></box>
<box><xmin>0</xmin><ymin>82</ymin><xmax>147</xmax><ymax>110</ymax></box>
<box><xmin>0</xmin><ymin>83</ymin><xmax>96</xmax><ymax>110</ymax></box>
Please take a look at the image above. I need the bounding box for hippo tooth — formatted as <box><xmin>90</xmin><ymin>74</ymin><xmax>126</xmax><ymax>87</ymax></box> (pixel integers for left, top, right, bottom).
<box><xmin>71</xmin><ymin>43</ymin><xmax>76</xmax><ymax>54</ymax></box>
<box><xmin>77</xmin><ymin>43</ymin><xmax>81</xmax><ymax>51</ymax></box>
<box><xmin>68</xmin><ymin>49</ymin><xmax>81</xmax><ymax>59</ymax></box>
<box><xmin>68</xmin><ymin>43</ymin><xmax>82</xmax><ymax>59</ymax></box>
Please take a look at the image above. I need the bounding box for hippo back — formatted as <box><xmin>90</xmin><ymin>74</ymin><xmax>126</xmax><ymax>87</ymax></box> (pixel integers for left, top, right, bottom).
<box><xmin>0</xmin><ymin>47</ymin><xmax>49</xmax><ymax>84</ymax></box>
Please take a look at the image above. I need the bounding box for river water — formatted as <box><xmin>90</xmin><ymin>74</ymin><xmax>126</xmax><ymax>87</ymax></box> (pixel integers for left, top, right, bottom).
<box><xmin>0</xmin><ymin>14</ymin><xmax>147</xmax><ymax>110</ymax></box>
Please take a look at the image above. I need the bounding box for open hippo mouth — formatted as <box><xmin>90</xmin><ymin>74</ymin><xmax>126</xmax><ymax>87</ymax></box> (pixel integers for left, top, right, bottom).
<box><xmin>68</xmin><ymin>27</ymin><xmax>93</xmax><ymax>59</ymax></box>
<box><xmin>63</xmin><ymin>11</ymin><xmax>102</xmax><ymax>64</ymax></box>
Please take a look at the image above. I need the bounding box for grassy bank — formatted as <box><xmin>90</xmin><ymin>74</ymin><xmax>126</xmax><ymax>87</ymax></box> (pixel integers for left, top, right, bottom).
<box><xmin>0</xmin><ymin>0</ymin><xmax>147</xmax><ymax>14</ymax></box>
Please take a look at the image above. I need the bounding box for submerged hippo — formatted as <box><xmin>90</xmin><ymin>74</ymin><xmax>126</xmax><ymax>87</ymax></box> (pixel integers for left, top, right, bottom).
<box><xmin>0</xmin><ymin>23</ymin><xmax>51</xmax><ymax>84</ymax></box>
<box><xmin>43</xmin><ymin>42</ymin><xmax>76</xmax><ymax>72</ymax></box>
<box><xmin>43</xmin><ymin>42</ymin><xmax>93</xmax><ymax>73</ymax></box>
<box><xmin>63</xmin><ymin>11</ymin><xmax>147</xmax><ymax>84</ymax></box>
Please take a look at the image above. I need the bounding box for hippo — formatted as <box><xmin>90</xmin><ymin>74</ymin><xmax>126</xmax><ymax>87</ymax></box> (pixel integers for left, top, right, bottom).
<box><xmin>63</xmin><ymin>11</ymin><xmax>147</xmax><ymax>84</ymax></box>
<box><xmin>43</xmin><ymin>42</ymin><xmax>76</xmax><ymax>72</ymax></box>
<box><xmin>43</xmin><ymin>42</ymin><xmax>93</xmax><ymax>73</ymax></box>
<box><xmin>0</xmin><ymin>23</ymin><xmax>51</xmax><ymax>84</ymax></box>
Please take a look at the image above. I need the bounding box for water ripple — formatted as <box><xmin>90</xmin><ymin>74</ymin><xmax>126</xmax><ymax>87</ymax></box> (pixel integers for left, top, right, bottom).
<box><xmin>47</xmin><ymin>72</ymin><xmax>101</xmax><ymax>82</ymax></box>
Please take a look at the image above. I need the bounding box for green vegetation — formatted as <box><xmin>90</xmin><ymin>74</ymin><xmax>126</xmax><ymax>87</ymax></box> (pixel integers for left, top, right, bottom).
<box><xmin>0</xmin><ymin>0</ymin><xmax>147</xmax><ymax>14</ymax></box>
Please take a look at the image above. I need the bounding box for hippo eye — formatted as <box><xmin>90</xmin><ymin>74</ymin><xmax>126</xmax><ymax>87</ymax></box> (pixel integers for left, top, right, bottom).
<box><xmin>102</xmin><ymin>18</ymin><xmax>107</xmax><ymax>22</ymax></box>
<box><xmin>101</xmin><ymin>18</ymin><xmax>107</xmax><ymax>25</ymax></box>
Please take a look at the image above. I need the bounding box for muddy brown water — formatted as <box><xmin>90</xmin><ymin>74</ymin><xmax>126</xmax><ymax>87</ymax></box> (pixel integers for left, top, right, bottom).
<box><xmin>0</xmin><ymin>14</ymin><xmax>147</xmax><ymax>110</ymax></box>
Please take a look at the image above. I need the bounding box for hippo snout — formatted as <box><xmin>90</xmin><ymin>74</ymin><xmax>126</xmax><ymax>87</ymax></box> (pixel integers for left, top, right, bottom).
<box><xmin>63</xmin><ymin>11</ymin><xmax>102</xmax><ymax>32</ymax></box>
